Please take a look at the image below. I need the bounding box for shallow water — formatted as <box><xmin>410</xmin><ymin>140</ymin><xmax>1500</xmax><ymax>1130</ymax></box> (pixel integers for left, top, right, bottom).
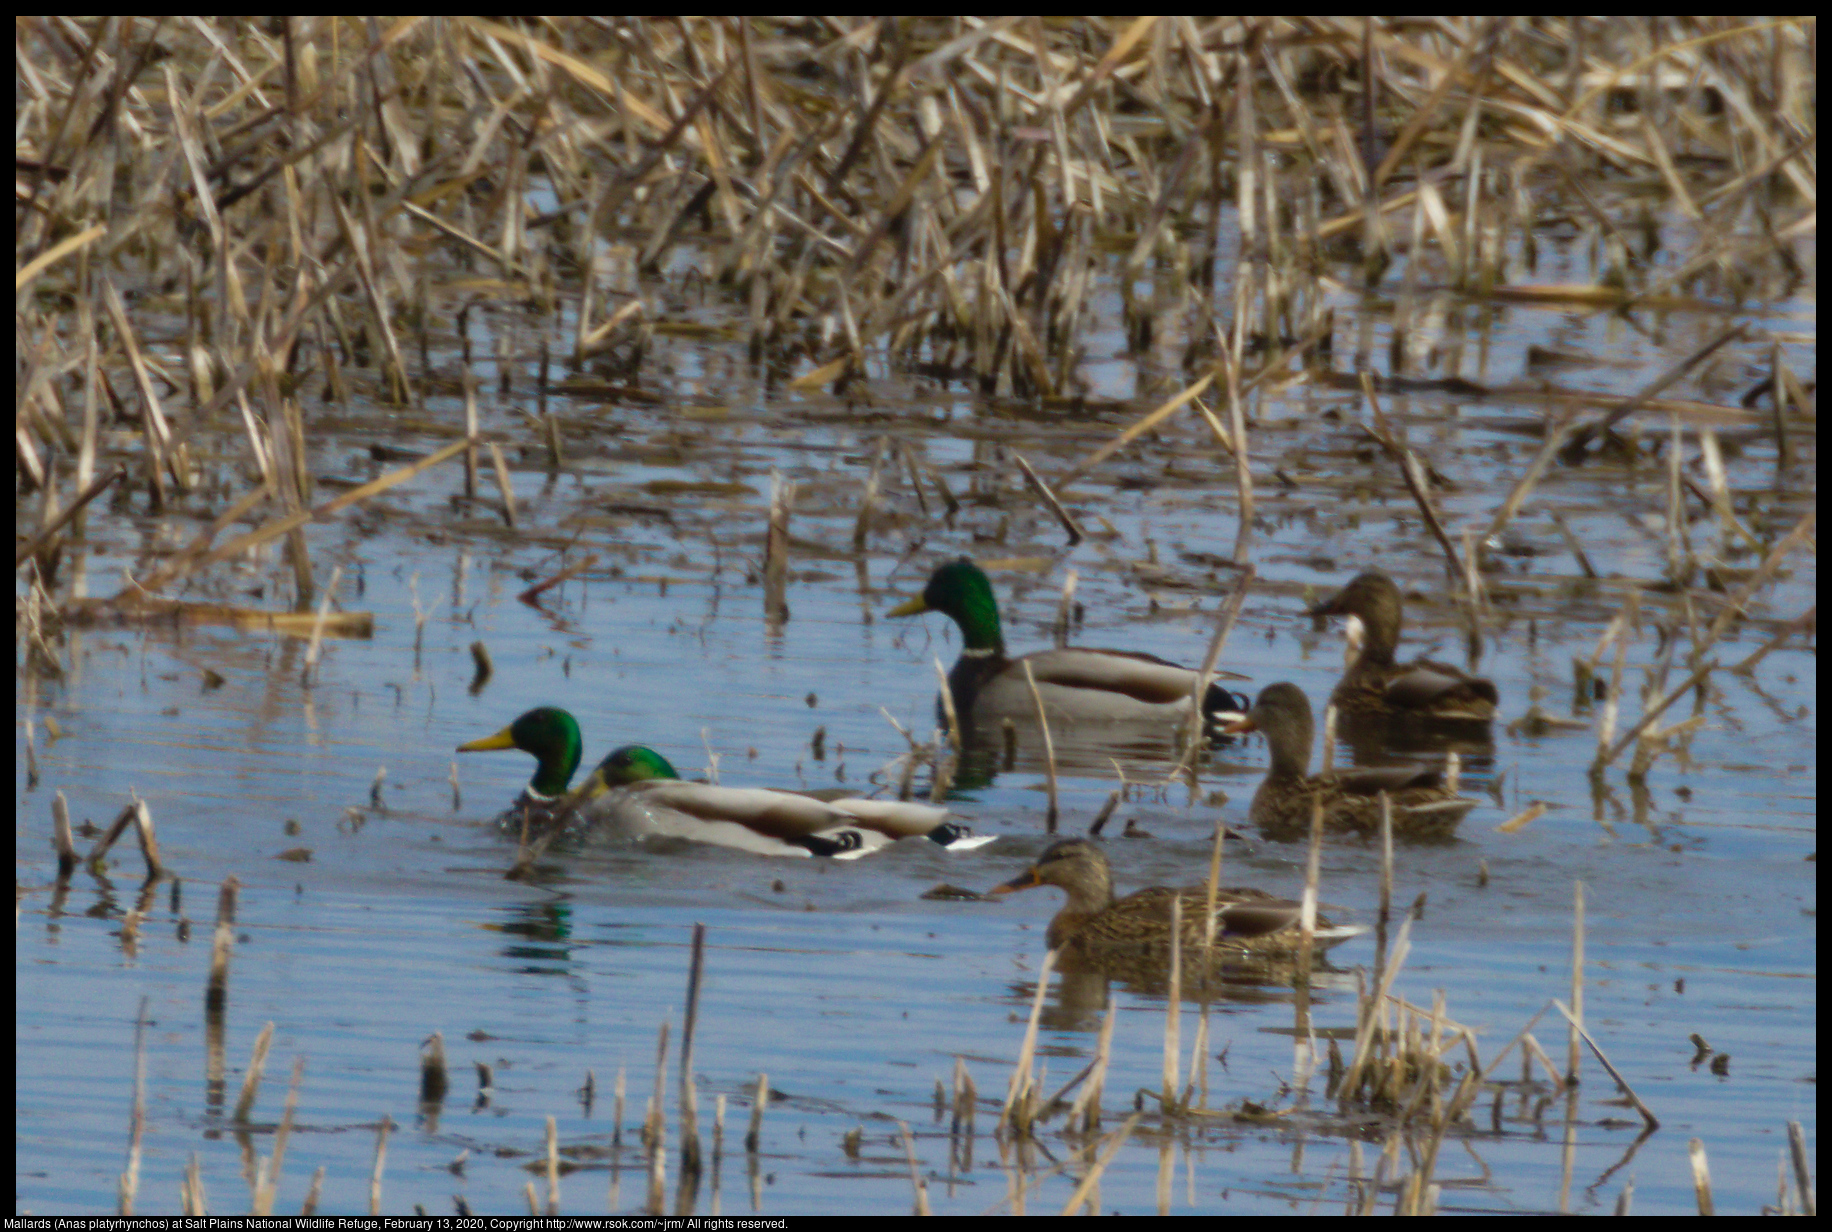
<box><xmin>17</xmin><ymin>231</ymin><xmax>1815</xmax><ymax>1216</ymax></box>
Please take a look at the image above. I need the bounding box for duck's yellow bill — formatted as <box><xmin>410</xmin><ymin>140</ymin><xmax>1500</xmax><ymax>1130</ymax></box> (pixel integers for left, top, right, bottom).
<box><xmin>887</xmin><ymin>595</ymin><xmax>930</xmax><ymax>618</ymax></box>
<box><xmin>457</xmin><ymin>726</ymin><xmax>518</xmax><ymax>753</ymax></box>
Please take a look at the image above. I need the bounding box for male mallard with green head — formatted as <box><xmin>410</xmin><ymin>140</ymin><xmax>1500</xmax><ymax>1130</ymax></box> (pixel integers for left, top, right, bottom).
<box><xmin>988</xmin><ymin>838</ymin><xmax>1363</xmax><ymax>958</ymax></box>
<box><xmin>558</xmin><ymin>744</ymin><xmax>994</xmax><ymax>858</ymax></box>
<box><xmin>457</xmin><ymin>706</ymin><xmax>584</xmax><ymax>829</ymax></box>
<box><xmin>1309</xmin><ymin>571</ymin><xmax>1497</xmax><ymax>724</ymax></box>
<box><xmin>889</xmin><ymin>558</ymin><xmax>1249</xmax><ymax>731</ymax></box>
<box><xmin>1223</xmin><ymin>682</ymin><xmax>1477</xmax><ymax>838</ymax></box>
<box><xmin>461</xmin><ymin>708</ymin><xmax>995</xmax><ymax>857</ymax></box>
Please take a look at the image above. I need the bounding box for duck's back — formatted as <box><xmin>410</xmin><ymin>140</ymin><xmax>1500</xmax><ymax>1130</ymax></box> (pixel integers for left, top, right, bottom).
<box><xmin>970</xmin><ymin>647</ymin><xmax>1235</xmax><ymax>724</ymax></box>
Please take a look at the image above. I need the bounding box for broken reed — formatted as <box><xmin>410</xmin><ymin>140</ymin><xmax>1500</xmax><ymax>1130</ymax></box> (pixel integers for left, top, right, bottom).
<box><xmin>16</xmin><ymin>18</ymin><xmax>1814</xmax><ymax>615</ymax></box>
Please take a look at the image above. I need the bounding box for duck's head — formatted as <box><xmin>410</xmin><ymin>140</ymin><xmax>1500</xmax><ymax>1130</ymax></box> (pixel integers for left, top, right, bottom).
<box><xmin>1220</xmin><ymin>682</ymin><xmax>1315</xmax><ymax>776</ymax></box>
<box><xmin>592</xmin><ymin>744</ymin><xmax>681</xmax><ymax>789</ymax></box>
<box><xmin>458</xmin><ymin>707</ymin><xmax>583</xmax><ymax>797</ymax></box>
<box><xmin>988</xmin><ymin>838</ymin><xmax>1114</xmax><ymax>906</ymax></box>
<box><xmin>1309</xmin><ymin>571</ymin><xmax>1402</xmax><ymax>659</ymax></box>
<box><xmin>888</xmin><ymin>557</ymin><xmax>1004</xmax><ymax>651</ymax></box>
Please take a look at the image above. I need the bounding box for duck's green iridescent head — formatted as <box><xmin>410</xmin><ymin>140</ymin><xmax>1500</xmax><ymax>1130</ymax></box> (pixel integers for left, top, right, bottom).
<box><xmin>594</xmin><ymin>745</ymin><xmax>681</xmax><ymax>788</ymax></box>
<box><xmin>457</xmin><ymin>707</ymin><xmax>584</xmax><ymax>798</ymax></box>
<box><xmin>887</xmin><ymin>557</ymin><xmax>1005</xmax><ymax>653</ymax></box>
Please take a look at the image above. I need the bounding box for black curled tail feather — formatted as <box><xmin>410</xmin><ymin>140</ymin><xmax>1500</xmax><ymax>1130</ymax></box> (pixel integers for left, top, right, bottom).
<box><xmin>1202</xmin><ymin>681</ymin><xmax>1252</xmax><ymax>719</ymax></box>
<box><xmin>925</xmin><ymin>822</ymin><xmax>972</xmax><ymax>847</ymax></box>
<box><xmin>796</xmin><ymin>829</ymin><xmax>866</xmax><ymax>858</ymax></box>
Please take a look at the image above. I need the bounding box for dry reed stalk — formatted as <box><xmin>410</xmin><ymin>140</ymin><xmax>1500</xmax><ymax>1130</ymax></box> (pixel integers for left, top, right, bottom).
<box><xmin>744</xmin><ymin>1073</ymin><xmax>767</xmax><ymax>1152</ymax></box>
<box><xmin>1549</xmin><ymin>999</ymin><xmax>1658</xmax><ymax>1130</ymax></box>
<box><xmin>1567</xmin><ymin>881</ymin><xmax>1585</xmax><ymax>1086</ymax></box>
<box><xmin>126</xmin><ymin>801</ymin><xmax>164</xmax><ymax>880</ymax></box>
<box><xmin>1375</xmin><ymin>793</ymin><xmax>1394</xmax><ymax>984</ymax></box>
<box><xmin>419</xmin><ymin>1030</ymin><xmax>448</xmax><ymax>1105</ymax></box>
<box><xmin>897</xmin><ymin>1122</ymin><xmax>932</xmax><ymax>1216</ymax></box>
<box><xmin>205</xmin><ymin>876</ymin><xmax>240</xmax><ymax>1017</ymax></box>
<box><xmin>51</xmin><ymin>791</ymin><xmax>78</xmax><ymax>881</ymax></box>
<box><xmin>12</xmin><ymin>465</ymin><xmax>123</xmax><ymax>570</ymax></box>
<box><xmin>1058</xmin><ymin>1113</ymin><xmax>1143</xmax><ymax>1217</ymax></box>
<box><xmin>614</xmin><ymin>1066</ymin><xmax>627</xmax><ymax>1149</ymax></box>
<box><xmin>1057</xmin><ymin>370</ymin><xmax>1214</xmax><ymax>489</ymax></box>
<box><xmin>851</xmin><ymin>436</ymin><xmax>889</xmax><ymax>551</ymax></box>
<box><xmin>1357</xmin><ymin>372</ymin><xmax>1467</xmax><ymax>585</ymax></box>
<box><xmin>1168</xmin><ymin>563</ymin><xmax>1254</xmax><ymax>780</ymax></box>
<box><xmin>1001</xmin><ymin>947</ymin><xmax>1058</xmax><ymax>1135</ymax></box>
<box><xmin>85</xmin><ymin>802</ymin><xmax>141</xmax><ymax>872</ymax></box>
<box><xmin>136</xmin><ymin>437</ymin><xmax>474</xmax><ymax>597</ymax></box>
<box><xmin>517</xmin><ymin>554</ymin><xmax>599</xmax><ymax>607</ymax></box>
<box><xmin>679</xmin><ymin>924</ymin><xmax>707</xmax><ymax>1180</ymax></box>
<box><xmin>368</xmin><ymin>1115</ymin><xmax>392</xmax><ymax>1216</ymax></box>
<box><xmin>487</xmin><ymin>442</ymin><xmax>518</xmax><ymax>529</ymax></box>
<box><xmin>118</xmin><ymin>996</ymin><xmax>149</xmax><ymax>1216</ymax></box>
<box><xmin>1341</xmin><ymin>913</ymin><xmax>1413</xmax><ymax>1099</ymax></box>
<box><xmin>1162</xmin><ymin>897</ymin><xmax>1182</xmax><ymax>1113</ymax></box>
<box><xmin>1020</xmin><ymin>660</ymin><xmax>1059</xmax><ymax>832</ymax></box>
<box><xmin>1563</xmin><ymin>324</ymin><xmax>1749</xmax><ymax>458</ymax></box>
<box><xmin>252</xmin><ymin>1055</ymin><xmax>305</xmax><ymax>1216</ymax></box>
<box><xmin>1292</xmin><ymin>789</ymin><xmax>1326</xmax><ymax>1090</ymax></box>
<box><xmin>933</xmin><ymin>658</ymin><xmax>963</xmax><ymax>752</ymax></box>
<box><xmin>1689</xmin><ymin>1138</ymin><xmax>1716</xmax><ymax>1216</ymax></box>
<box><xmin>1200</xmin><ymin>819</ymin><xmax>1225</xmax><ymax>952</ymax></box>
<box><xmin>182</xmin><ymin>1152</ymin><xmax>206</xmax><ymax>1217</ymax></box>
<box><xmin>1011</xmin><ymin>452</ymin><xmax>1083</xmax><ymax>544</ymax></box>
<box><xmin>763</xmin><ymin>471</ymin><xmax>792</xmax><ymax>625</ymax></box>
<box><xmin>301</xmin><ymin>565</ymin><xmax>344</xmax><ymax>687</ymax></box>
<box><xmin>301</xmin><ymin>1166</ymin><xmax>324</xmax><ymax>1216</ymax></box>
<box><xmin>646</xmin><ymin>1019</ymin><xmax>671</xmax><ymax>1157</ymax></box>
<box><xmin>545</xmin><ymin>1115</ymin><xmax>560</xmax><ymax>1213</ymax></box>
<box><xmin>1787</xmin><ymin>1121</ymin><xmax>1815</xmax><ymax>1216</ymax></box>
<box><xmin>232</xmin><ymin>1021</ymin><xmax>276</xmax><ymax>1123</ymax></box>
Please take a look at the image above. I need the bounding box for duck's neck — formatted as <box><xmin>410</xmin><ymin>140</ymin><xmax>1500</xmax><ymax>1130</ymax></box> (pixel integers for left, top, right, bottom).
<box><xmin>529</xmin><ymin>741</ymin><xmax>583</xmax><ymax>798</ymax></box>
<box><xmin>1264</xmin><ymin>723</ymin><xmax>1314</xmax><ymax>781</ymax></box>
<box><xmin>1045</xmin><ymin>872</ymin><xmax>1115</xmax><ymax>950</ymax></box>
<box><xmin>1060</xmin><ymin>870</ymin><xmax>1115</xmax><ymax>917</ymax></box>
<box><xmin>948</xmin><ymin>574</ymin><xmax>1007</xmax><ymax>657</ymax></box>
<box><xmin>1356</xmin><ymin>610</ymin><xmax>1400</xmax><ymax>667</ymax></box>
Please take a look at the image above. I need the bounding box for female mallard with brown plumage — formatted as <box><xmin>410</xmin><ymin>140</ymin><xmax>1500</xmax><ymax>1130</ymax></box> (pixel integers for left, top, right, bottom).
<box><xmin>988</xmin><ymin>838</ymin><xmax>1363</xmax><ymax>958</ymax></box>
<box><xmin>888</xmin><ymin>557</ymin><xmax>1249</xmax><ymax>730</ymax></box>
<box><xmin>1309</xmin><ymin>571</ymin><xmax>1497</xmax><ymax>724</ymax></box>
<box><xmin>1223</xmin><ymin>682</ymin><xmax>1477</xmax><ymax>838</ymax></box>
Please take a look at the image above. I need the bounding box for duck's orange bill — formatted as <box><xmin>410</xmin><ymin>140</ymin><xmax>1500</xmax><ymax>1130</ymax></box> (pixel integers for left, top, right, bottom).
<box><xmin>987</xmin><ymin>866</ymin><xmax>1043</xmax><ymax>896</ymax></box>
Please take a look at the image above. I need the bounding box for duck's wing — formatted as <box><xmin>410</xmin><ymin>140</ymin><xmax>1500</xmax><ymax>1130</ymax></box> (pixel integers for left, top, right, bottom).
<box><xmin>596</xmin><ymin>781</ymin><xmax>890</xmax><ymax>858</ymax></box>
<box><xmin>1385</xmin><ymin>662</ymin><xmax>1499</xmax><ymax>714</ymax></box>
<box><xmin>1199</xmin><ymin>888</ymin><xmax>1368</xmax><ymax>949</ymax></box>
<box><xmin>1333</xmin><ymin>763</ymin><xmax>1449</xmax><ymax>798</ymax></box>
<box><xmin>826</xmin><ymin>797</ymin><xmax>948</xmax><ymax>836</ymax></box>
<box><xmin>1004</xmin><ymin>647</ymin><xmax>1248</xmax><ymax>708</ymax></box>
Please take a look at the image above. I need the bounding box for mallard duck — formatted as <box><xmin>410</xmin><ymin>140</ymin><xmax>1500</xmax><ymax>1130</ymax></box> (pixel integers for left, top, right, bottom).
<box><xmin>554</xmin><ymin>744</ymin><xmax>997</xmax><ymax>859</ymax></box>
<box><xmin>888</xmin><ymin>558</ymin><xmax>1250</xmax><ymax>731</ymax></box>
<box><xmin>988</xmin><ymin>838</ymin><xmax>1363</xmax><ymax>958</ymax></box>
<box><xmin>457</xmin><ymin>706</ymin><xmax>585</xmax><ymax>828</ymax></box>
<box><xmin>1222</xmin><ymin>682</ymin><xmax>1477</xmax><ymax>837</ymax></box>
<box><xmin>1308</xmin><ymin>571</ymin><xmax>1497</xmax><ymax>723</ymax></box>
